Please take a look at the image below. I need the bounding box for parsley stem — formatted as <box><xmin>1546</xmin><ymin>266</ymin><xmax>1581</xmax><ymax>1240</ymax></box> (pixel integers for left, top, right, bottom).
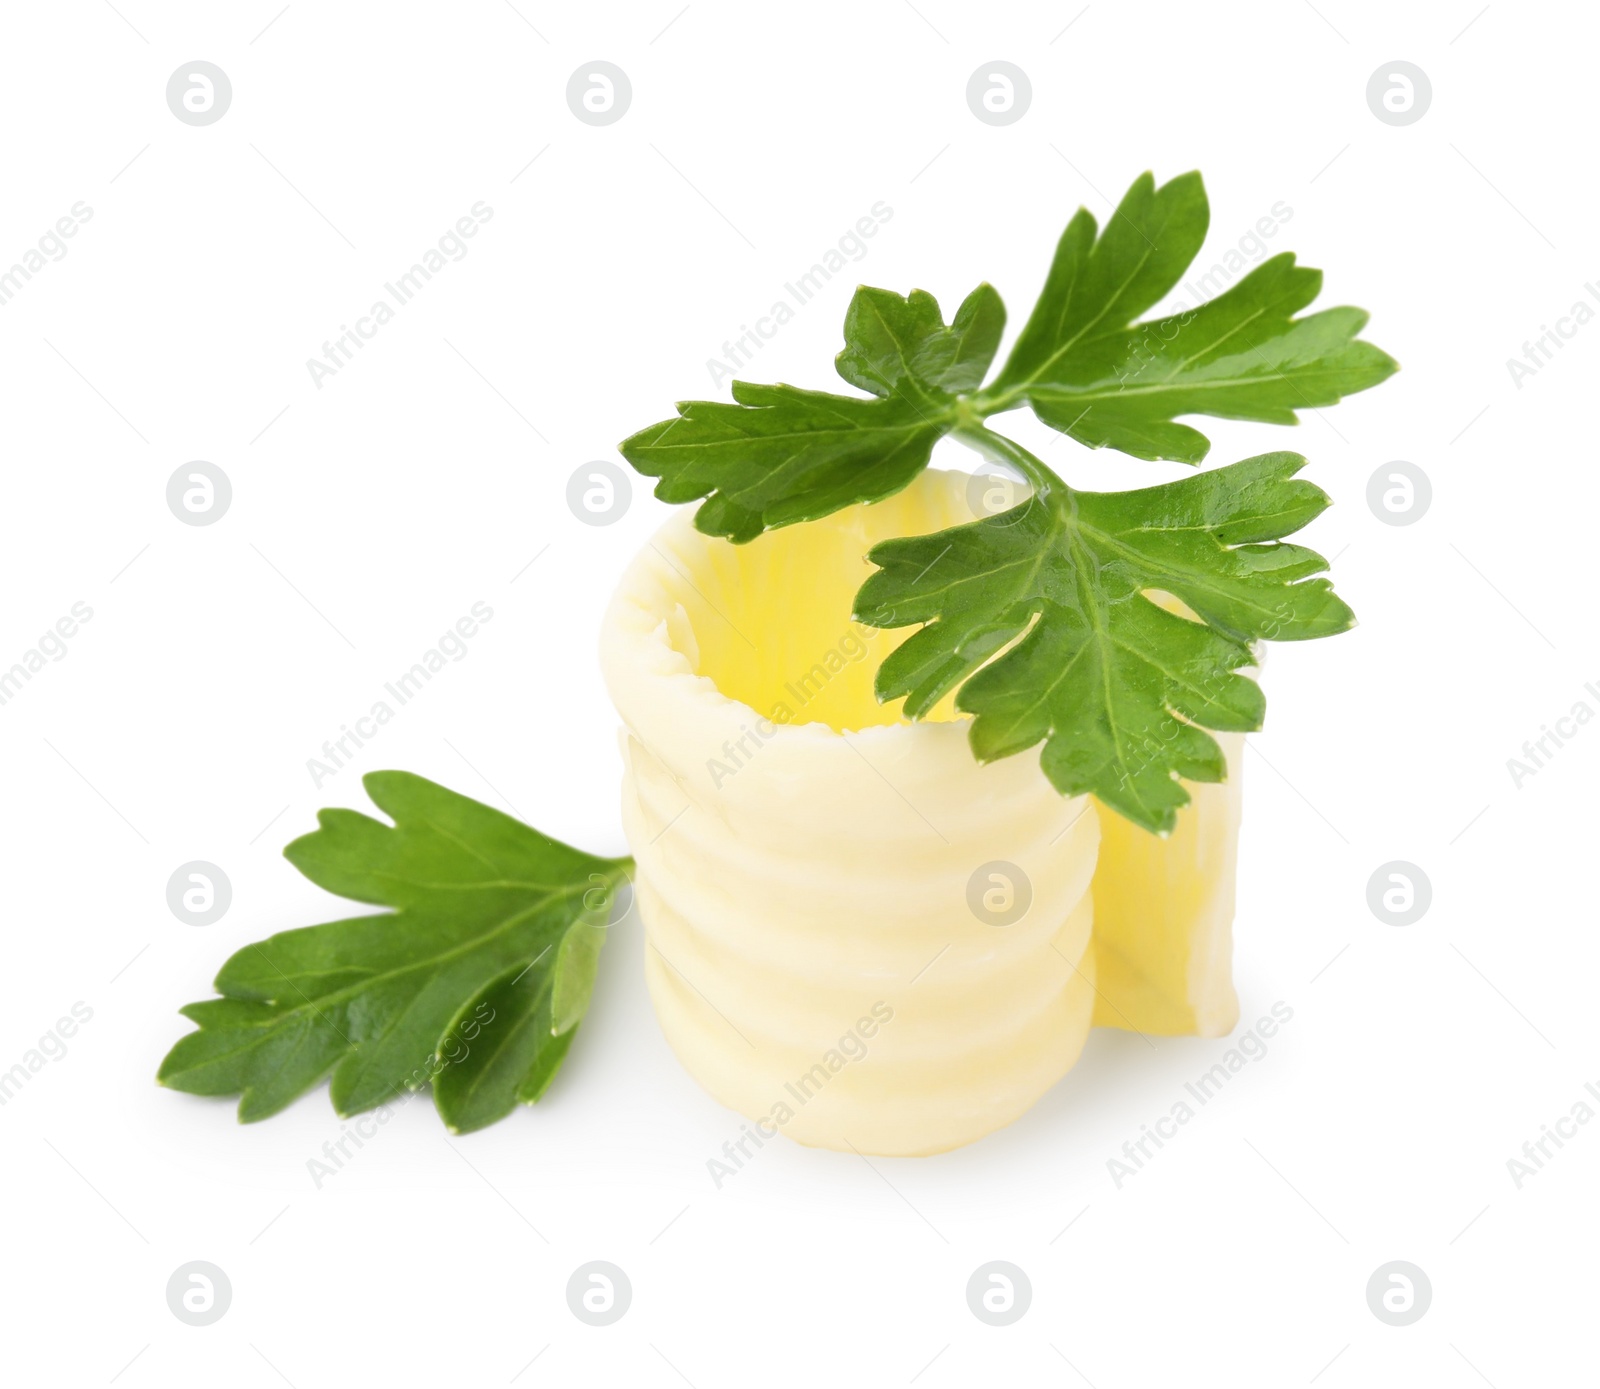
<box><xmin>951</xmin><ymin>424</ymin><xmax>1067</xmax><ymax>505</ymax></box>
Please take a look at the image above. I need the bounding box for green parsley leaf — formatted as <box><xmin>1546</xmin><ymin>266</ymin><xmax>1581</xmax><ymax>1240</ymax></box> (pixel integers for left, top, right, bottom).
<box><xmin>981</xmin><ymin>171</ymin><xmax>1398</xmax><ymax>463</ymax></box>
<box><xmin>619</xmin><ymin>381</ymin><xmax>954</xmax><ymax>546</ymax></box>
<box><xmin>835</xmin><ymin>283</ymin><xmax>1006</xmax><ymax>397</ymax></box>
<box><xmin>855</xmin><ymin>445</ymin><xmax>1351</xmax><ymax>834</ymax></box>
<box><xmin>157</xmin><ymin>771</ymin><xmax>631</xmax><ymax>1133</ymax></box>
<box><xmin>620</xmin><ymin>170</ymin><xmax>1395</xmax><ymax>543</ymax></box>
<box><xmin>620</xmin><ymin>284</ymin><xmax>1007</xmax><ymax>543</ymax></box>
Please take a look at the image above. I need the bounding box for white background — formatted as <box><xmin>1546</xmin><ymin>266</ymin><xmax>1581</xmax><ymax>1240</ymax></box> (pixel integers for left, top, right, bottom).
<box><xmin>1</xmin><ymin>1</ymin><xmax>1594</xmax><ymax>1384</ymax></box>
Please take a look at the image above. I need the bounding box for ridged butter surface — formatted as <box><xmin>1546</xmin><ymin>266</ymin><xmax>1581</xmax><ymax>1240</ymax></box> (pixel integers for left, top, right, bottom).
<box><xmin>601</xmin><ymin>468</ymin><xmax>1247</xmax><ymax>1153</ymax></box>
<box><xmin>600</xmin><ymin>471</ymin><xmax>1100</xmax><ymax>1155</ymax></box>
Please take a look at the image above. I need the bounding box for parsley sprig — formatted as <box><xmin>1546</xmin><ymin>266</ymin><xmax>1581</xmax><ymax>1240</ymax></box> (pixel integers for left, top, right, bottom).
<box><xmin>159</xmin><ymin>773</ymin><xmax>631</xmax><ymax>1133</ymax></box>
<box><xmin>621</xmin><ymin>170</ymin><xmax>1395</xmax><ymax>831</ymax></box>
<box><xmin>859</xmin><ymin>429</ymin><xmax>1349</xmax><ymax>831</ymax></box>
